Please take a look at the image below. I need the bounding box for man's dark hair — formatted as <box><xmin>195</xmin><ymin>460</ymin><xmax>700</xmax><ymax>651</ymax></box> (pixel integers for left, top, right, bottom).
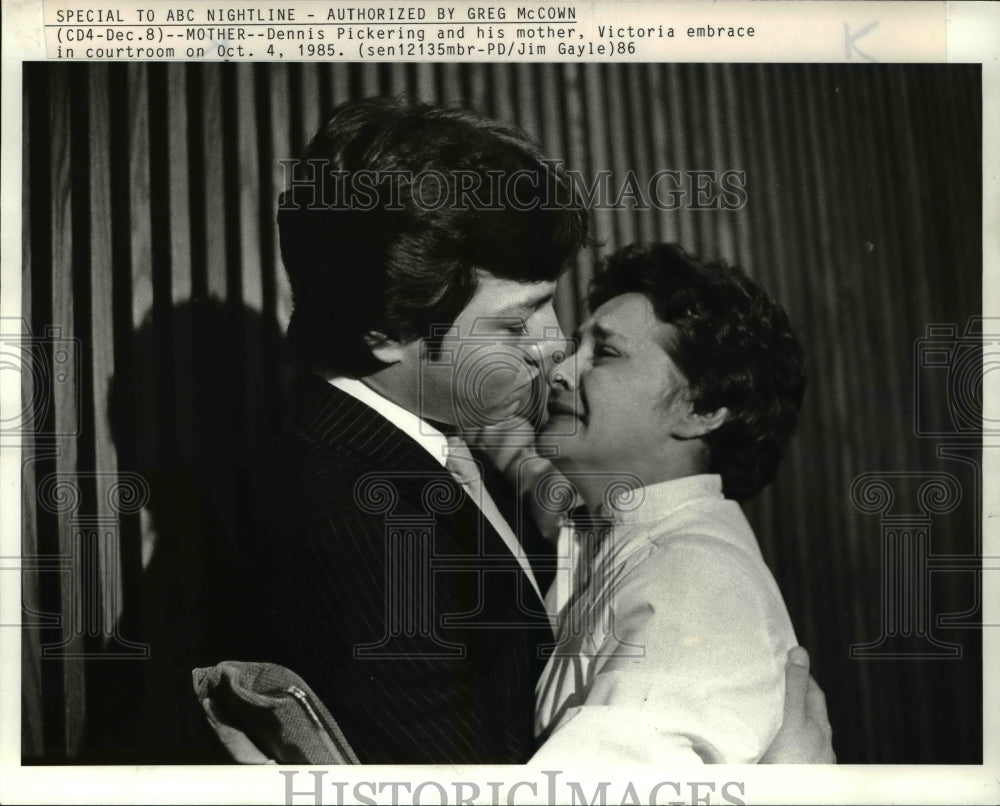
<box><xmin>588</xmin><ymin>243</ymin><xmax>806</xmax><ymax>501</ymax></box>
<box><xmin>277</xmin><ymin>97</ymin><xmax>591</xmax><ymax>376</ymax></box>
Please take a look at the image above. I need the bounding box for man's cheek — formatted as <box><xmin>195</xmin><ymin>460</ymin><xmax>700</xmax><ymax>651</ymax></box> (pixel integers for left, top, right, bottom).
<box><xmin>477</xmin><ymin>366</ymin><xmax>534</xmax><ymax>416</ymax></box>
<box><xmin>460</xmin><ymin>346</ymin><xmax>531</xmax><ymax>397</ymax></box>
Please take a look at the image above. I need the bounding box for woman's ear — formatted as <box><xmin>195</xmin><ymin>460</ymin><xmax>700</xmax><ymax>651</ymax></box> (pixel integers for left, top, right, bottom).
<box><xmin>364</xmin><ymin>331</ymin><xmax>406</xmax><ymax>365</ymax></box>
<box><xmin>672</xmin><ymin>405</ymin><xmax>729</xmax><ymax>439</ymax></box>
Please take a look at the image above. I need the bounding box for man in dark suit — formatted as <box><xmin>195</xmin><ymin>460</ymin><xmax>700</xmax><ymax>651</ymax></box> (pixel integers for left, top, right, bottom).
<box><xmin>248</xmin><ymin>98</ymin><xmax>586</xmax><ymax>764</ymax></box>
<box><xmin>241</xmin><ymin>98</ymin><xmax>833</xmax><ymax>765</ymax></box>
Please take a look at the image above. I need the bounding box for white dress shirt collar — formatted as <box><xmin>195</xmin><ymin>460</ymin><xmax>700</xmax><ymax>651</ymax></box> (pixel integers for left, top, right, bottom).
<box><xmin>603</xmin><ymin>473</ymin><xmax>724</xmax><ymax>524</ymax></box>
<box><xmin>326</xmin><ymin>376</ymin><xmax>450</xmax><ymax>467</ymax></box>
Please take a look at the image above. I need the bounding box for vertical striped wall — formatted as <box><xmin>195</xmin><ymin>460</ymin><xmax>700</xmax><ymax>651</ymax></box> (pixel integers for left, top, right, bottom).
<box><xmin>21</xmin><ymin>62</ymin><xmax>982</xmax><ymax>763</ymax></box>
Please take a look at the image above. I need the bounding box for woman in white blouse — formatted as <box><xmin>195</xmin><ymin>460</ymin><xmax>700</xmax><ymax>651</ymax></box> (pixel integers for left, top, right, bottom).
<box><xmin>482</xmin><ymin>243</ymin><xmax>831</xmax><ymax>765</ymax></box>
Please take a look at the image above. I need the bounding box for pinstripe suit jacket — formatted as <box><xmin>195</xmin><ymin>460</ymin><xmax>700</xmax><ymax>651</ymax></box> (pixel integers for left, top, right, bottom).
<box><xmin>248</xmin><ymin>374</ymin><xmax>552</xmax><ymax>763</ymax></box>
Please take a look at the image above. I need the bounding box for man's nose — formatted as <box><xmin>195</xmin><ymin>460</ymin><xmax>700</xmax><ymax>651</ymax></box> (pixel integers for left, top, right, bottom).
<box><xmin>546</xmin><ymin>341</ymin><xmax>577</xmax><ymax>391</ymax></box>
<box><xmin>526</xmin><ymin>304</ymin><xmax>566</xmax><ymax>369</ymax></box>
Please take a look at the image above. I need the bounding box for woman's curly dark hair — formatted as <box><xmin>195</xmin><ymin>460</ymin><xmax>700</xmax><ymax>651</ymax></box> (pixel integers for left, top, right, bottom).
<box><xmin>588</xmin><ymin>243</ymin><xmax>806</xmax><ymax>501</ymax></box>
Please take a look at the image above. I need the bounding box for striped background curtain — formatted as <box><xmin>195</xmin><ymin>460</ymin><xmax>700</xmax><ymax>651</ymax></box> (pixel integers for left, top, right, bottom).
<box><xmin>21</xmin><ymin>62</ymin><xmax>981</xmax><ymax>763</ymax></box>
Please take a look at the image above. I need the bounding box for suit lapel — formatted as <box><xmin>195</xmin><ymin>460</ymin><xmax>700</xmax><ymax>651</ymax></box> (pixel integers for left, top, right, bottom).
<box><xmin>290</xmin><ymin>373</ymin><xmax>439</xmax><ymax>474</ymax></box>
<box><xmin>289</xmin><ymin>374</ymin><xmax>546</xmax><ymax>608</ymax></box>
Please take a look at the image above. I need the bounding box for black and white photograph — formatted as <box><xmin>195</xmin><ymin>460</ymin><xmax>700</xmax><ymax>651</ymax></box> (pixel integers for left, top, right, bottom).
<box><xmin>2</xmin><ymin>10</ymin><xmax>996</xmax><ymax>802</ymax></box>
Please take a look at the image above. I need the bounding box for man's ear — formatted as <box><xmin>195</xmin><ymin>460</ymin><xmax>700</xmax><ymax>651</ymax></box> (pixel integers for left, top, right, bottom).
<box><xmin>364</xmin><ymin>331</ymin><xmax>407</xmax><ymax>365</ymax></box>
<box><xmin>673</xmin><ymin>405</ymin><xmax>729</xmax><ymax>439</ymax></box>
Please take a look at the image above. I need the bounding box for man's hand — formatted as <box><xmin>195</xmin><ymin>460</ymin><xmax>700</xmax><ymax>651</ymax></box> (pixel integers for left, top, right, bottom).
<box><xmin>466</xmin><ymin>418</ymin><xmax>573</xmax><ymax>540</ymax></box>
<box><xmin>761</xmin><ymin>647</ymin><xmax>836</xmax><ymax>763</ymax></box>
<box><xmin>465</xmin><ymin>416</ymin><xmax>540</xmax><ymax>477</ymax></box>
